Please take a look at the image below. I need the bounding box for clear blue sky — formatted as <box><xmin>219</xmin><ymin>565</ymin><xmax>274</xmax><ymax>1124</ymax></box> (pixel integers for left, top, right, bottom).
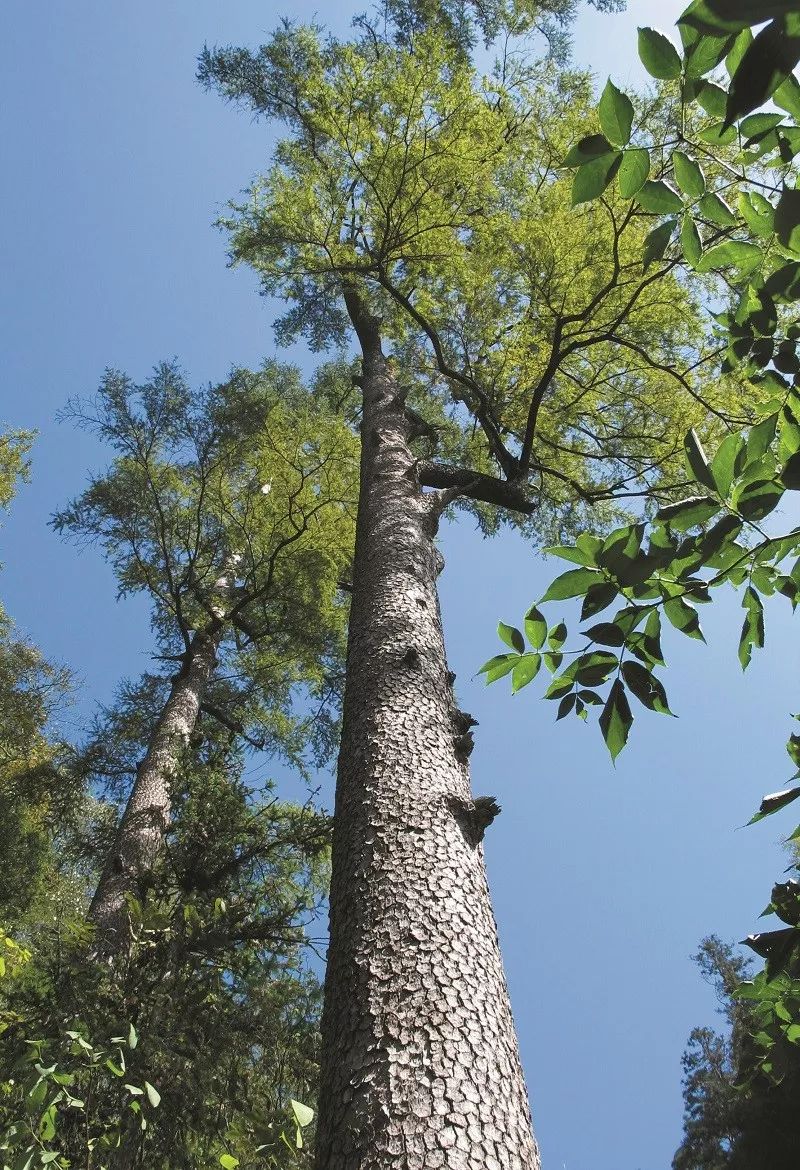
<box><xmin>1</xmin><ymin>3</ymin><xmax>797</xmax><ymax>1168</ymax></box>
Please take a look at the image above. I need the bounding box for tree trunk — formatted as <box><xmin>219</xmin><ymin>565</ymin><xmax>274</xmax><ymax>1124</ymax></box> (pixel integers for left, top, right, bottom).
<box><xmin>315</xmin><ymin>298</ymin><xmax>540</xmax><ymax>1170</ymax></box>
<box><xmin>88</xmin><ymin>627</ymin><xmax>220</xmax><ymax>955</ymax></box>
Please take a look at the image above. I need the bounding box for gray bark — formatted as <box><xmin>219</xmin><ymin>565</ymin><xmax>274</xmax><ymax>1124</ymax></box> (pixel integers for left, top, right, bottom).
<box><xmin>88</xmin><ymin>626</ymin><xmax>220</xmax><ymax>955</ymax></box>
<box><xmin>315</xmin><ymin>299</ymin><xmax>540</xmax><ymax>1170</ymax></box>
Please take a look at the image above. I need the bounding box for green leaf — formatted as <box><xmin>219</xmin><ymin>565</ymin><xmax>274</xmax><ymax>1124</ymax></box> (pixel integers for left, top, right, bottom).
<box><xmin>680</xmin><ymin>214</ymin><xmax>703</xmax><ymax>265</ymax></box>
<box><xmin>544</xmin><ymin>651</ymin><xmax>563</xmax><ymax>673</ymax></box>
<box><xmin>599</xmin><ymin>679</ymin><xmax>633</xmax><ymax>761</ymax></box>
<box><xmin>497</xmin><ymin>622</ymin><xmax>524</xmax><ymax>653</ymax></box>
<box><xmin>695</xmin><ymin>81</ymin><xmax>729</xmax><ymax>117</ymax></box>
<box><xmin>144</xmin><ymin>1082</ymin><xmax>161</xmax><ymax>1108</ymax></box>
<box><xmin>733</xmin><ymin>477</ymin><xmax>784</xmax><ymax>520</ymax></box>
<box><xmin>782</xmin><ymin>450</ymin><xmax>800</xmax><ymax>490</ymax></box>
<box><xmin>572</xmin><ymin>650</ymin><xmax>619</xmax><ymax>687</ymax></box>
<box><xmin>746</xmin><ymin>413</ymin><xmax>778</xmax><ymax>462</ymax></box>
<box><xmin>562</xmin><ymin>133</ymin><xmax>615</xmax><ymax>167</ymax></box>
<box><xmin>682</xmin><ymin>28</ymin><xmax>736</xmax><ymax>77</ymax></box>
<box><xmin>636</xmin><ymin>180</ymin><xmax>683</xmax><ymax>215</ymax></box>
<box><xmin>738</xmin><ymin>584</ymin><xmax>765</xmax><ymax>668</ymax></box>
<box><xmin>511</xmin><ymin>654</ymin><xmax>541</xmax><ymax>693</ymax></box>
<box><xmin>220</xmin><ymin>1157</ymin><xmax>240</xmax><ymax>1170</ymax></box>
<box><xmin>548</xmin><ymin>621</ymin><xmax>567</xmax><ymax>650</ymax></box>
<box><xmin>524</xmin><ymin>604</ymin><xmax>547</xmax><ymax>648</ymax></box>
<box><xmin>617</xmin><ymin>148</ymin><xmax>650</xmax><ymax>198</ymax></box>
<box><xmin>775</xmin><ymin>185</ymin><xmax>800</xmax><ymax>256</ymax></box>
<box><xmin>557</xmin><ymin>693</ymin><xmax>577</xmax><ymax>720</ymax></box>
<box><xmin>673</xmin><ymin>151</ymin><xmax>706</xmax><ymax>198</ymax></box>
<box><xmin>695</xmin><ymin>240</ymin><xmax>763</xmax><ymax>273</ymax></box>
<box><xmin>738</xmin><ymin>192</ymin><xmax>775</xmax><ymax>238</ymax></box>
<box><xmin>642</xmin><ymin>219</ymin><xmax>677</xmax><ymax>269</ymax></box>
<box><xmin>572</xmin><ymin>153</ymin><xmax>622</xmax><ymax>206</ymax></box>
<box><xmin>726</xmin><ymin>27</ymin><xmax>754</xmax><ymax>77</ymax></box>
<box><xmin>478</xmin><ymin>653</ymin><xmax>518</xmax><ymax>683</ymax></box>
<box><xmin>725</xmin><ymin>17</ymin><xmax>800</xmax><ymax>126</ymax></box>
<box><xmin>774</xmin><ymin>72</ymin><xmax>800</xmax><ymax>120</ymax></box>
<box><xmin>680</xmin><ymin>2</ymin><xmax>787</xmax><ymax>35</ymax></box>
<box><xmin>748</xmin><ymin>786</ymin><xmax>800</xmax><ymax>824</ymax></box>
<box><xmin>291</xmin><ymin>1099</ymin><xmax>315</xmax><ymax>1127</ymax></box>
<box><xmin>683</xmin><ymin>429</ymin><xmax>716</xmax><ymax>490</ymax></box>
<box><xmin>584</xmin><ymin>621</ymin><xmax>626</xmax><ymax>647</ymax></box>
<box><xmin>697</xmin><ymin>191</ymin><xmax>737</xmax><ymax>227</ymax></box>
<box><xmin>127</xmin><ymin>1024</ymin><xmax>138</xmax><ymax>1050</ymax></box>
<box><xmin>657</xmin><ymin>495</ymin><xmax>720</xmax><ymax>530</ymax></box>
<box><xmin>39</xmin><ymin>1105</ymin><xmax>57</xmax><ymax>1142</ymax></box>
<box><xmin>711</xmin><ymin>432</ymin><xmax>746</xmax><ymax>498</ymax></box>
<box><xmin>599</xmin><ymin>79</ymin><xmax>634</xmax><ymax>146</ymax></box>
<box><xmin>621</xmin><ymin>660</ymin><xmax>673</xmax><ymax>714</ymax></box>
<box><xmin>741</xmin><ymin>112</ymin><xmax>785</xmax><ymax>143</ymax></box>
<box><xmin>696</xmin><ymin>120</ymin><xmax>737</xmax><ymax>145</ymax></box>
<box><xmin>664</xmin><ymin>596</ymin><xmax>705</xmax><ymax>640</ymax></box>
<box><xmin>638</xmin><ymin>27</ymin><xmax>683</xmax><ymax>79</ymax></box>
<box><xmin>581</xmin><ymin>582</ymin><xmax>620</xmax><ymax>620</ymax></box>
<box><xmin>541</xmin><ymin>567</ymin><xmax>602</xmax><ymax>602</ymax></box>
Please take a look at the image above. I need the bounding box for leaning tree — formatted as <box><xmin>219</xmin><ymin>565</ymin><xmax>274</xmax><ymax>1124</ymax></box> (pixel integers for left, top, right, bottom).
<box><xmin>54</xmin><ymin>360</ymin><xmax>357</xmax><ymax>958</ymax></box>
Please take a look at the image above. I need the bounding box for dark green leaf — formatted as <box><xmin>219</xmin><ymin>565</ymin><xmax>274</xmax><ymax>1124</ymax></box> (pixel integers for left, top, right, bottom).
<box><xmin>545</xmin><ymin>676</ymin><xmax>574</xmax><ymax>699</ymax></box>
<box><xmin>599</xmin><ymin>678</ymin><xmax>633</xmax><ymax>761</ymax></box>
<box><xmin>584</xmin><ymin>621</ymin><xmax>626</xmax><ymax>647</ymax></box>
<box><xmin>657</xmin><ymin>494</ymin><xmax>720</xmax><ymax>530</ymax></box>
<box><xmin>664</xmin><ymin>595</ymin><xmax>705</xmax><ymax>640</ymax></box>
<box><xmin>524</xmin><ymin>604</ymin><xmax>547</xmax><ymax>649</ymax></box>
<box><xmin>739</xmin><ymin>584</ymin><xmax>765</xmax><ymax>668</ymax></box>
<box><xmin>572</xmin><ymin>153</ymin><xmax>622</xmax><ymax>206</ymax></box>
<box><xmin>683</xmin><ymin>30</ymin><xmax>737</xmax><ymax>77</ymax></box>
<box><xmin>572</xmin><ymin>651</ymin><xmax>619</xmax><ymax>687</ymax></box>
<box><xmin>636</xmin><ymin>180</ymin><xmax>684</xmax><ymax>215</ymax></box>
<box><xmin>673</xmin><ymin>151</ymin><xmax>706</xmax><ymax>198</ymax></box>
<box><xmin>599</xmin><ymin>79</ymin><xmax>634</xmax><ymax>146</ymax></box>
<box><xmin>725</xmin><ymin>17</ymin><xmax>800</xmax><ymax>127</ymax></box>
<box><xmin>734</xmin><ymin>477</ymin><xmax>784</xmax><ymax>519</ymax></box>
<box><xmin>544</xmin><ymin>651</ymin><xmax>563</xmax><ymax>673</ymax></box>
<box><xmin>581</xmin><ymin>582</ymin><xmax>620</xmax><ymax>620</ymax></box>
<box><xmin>548</xmin><ymin>621</ymin><xmax>567</xmax><ymax>650</ymax></box>
<box><xmin>775</xmin><ymin>185</ymin><xmax>800</xmax><ymax>256</ymax></box>
<box><xmin>621</xmin><ymin>660</ymin><xmax>674</xmax><ymax>714</ymax></box>
<box><xmin>782</xmin><ymin>450</ymin><xmax>800</xmax><ymax>490</ymax></box>
<box><xmin>541</xmin><ymin>567</ymin><xmax>603</xmax><ymax>602</ymax></box>
<box><xmin>511</xmin><ymin>653</ymin><xmax>541</xmax><ymax>693</ymax></box>
<box><xmin>749</xmin><ymin>786</ymin><xmax>800</xmax><ymax>824</ymax></box>
<box><xmin>638</xmin><ymin>27</ymin><xmax>683</xmax><ymax>79</ymax></box>
<box><xmin>643</xmin><ymin>218</ymin><xmax>677</xmax><ymax>269</ymax></box>
<box><xmin>556</xmin><ymin>692</ymin><xmax>577</xmax><ymax>720</ymax></box>
<box><xmin>684</xmin><ymin>428</ymin><xmax>717</xmax><ymax>490</ymax></box>
<box><xmin>498</xmin><ymin>622</ymin><xmax>525</xmax><ymax>653</ymax></box>
<box><xmin>562</xmin><ymin>133</ymin><xmax>616</xmax><ymax>167</ymax></box>
<box><xmin>643</xmin><ymin>609</ymin><xmax>665</xmax><ymax>665</ymax></box>
<box><xmin>741</xmin><ymin>112</ymin><xmax>785</xmax><ymax>143</ymax></box>
<box><xmin>617</xmin><ymin>148</ymin><xmax>651</xmax><ymax>198</ymax></box>
<box><xmin>680</xmin><ymin>1</ymin><xmax>792</xmax><ymax>35</ymax></box>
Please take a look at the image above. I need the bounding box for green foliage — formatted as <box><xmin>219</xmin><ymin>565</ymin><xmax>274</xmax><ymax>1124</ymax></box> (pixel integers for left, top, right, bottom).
<box><xmin>200</xmin><ymin>22</ymin><xmax>749</xmax><ymax>544</ymax></box>
<box><xmin>53</xmin><ymin>361</ymin><xmax>357</xmax><ymax>772</ymax></box>
<box><xmin>0</xmin><ymin>431</ymin><xmax>33</xmax><ymax>514</ymax></box>
<box><xmin>673</xmin><ymin>936</ymin><xmax>800</xmax><ymax>1170</ymax></box>
<box><xmin>489</xmin><ymin>0</ymin><xmax>800</xmax><ymax>1103</ymax></box>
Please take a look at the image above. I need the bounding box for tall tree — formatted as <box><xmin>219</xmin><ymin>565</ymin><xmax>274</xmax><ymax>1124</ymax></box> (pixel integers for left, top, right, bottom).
<box><xmin>53</xmin><ymin>360</ymin><xmax>356</xmax><ymax>956</ymax></box>
<box><xmin>200</xmin><ymin>15</ymin><xmax>747</xmax><ymax>1166</ymax></box>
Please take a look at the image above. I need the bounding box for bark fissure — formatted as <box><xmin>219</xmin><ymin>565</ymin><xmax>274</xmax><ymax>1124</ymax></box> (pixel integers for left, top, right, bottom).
<box><xmin>316</xmin><ymin>301</ymin><xmax>539</xmax><ymax>1169</ymax></box>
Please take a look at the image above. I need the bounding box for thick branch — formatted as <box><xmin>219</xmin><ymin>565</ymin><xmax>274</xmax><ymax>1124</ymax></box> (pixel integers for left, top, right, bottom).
<box><xmin>417</xmin><ymin>461</ymin><xmax>536</xmax><ymax>515</ymax></box>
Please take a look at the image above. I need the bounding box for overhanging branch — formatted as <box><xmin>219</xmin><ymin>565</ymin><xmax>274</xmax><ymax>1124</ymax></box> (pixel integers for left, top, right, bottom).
<box><xmin>417</xmin><ymin>461</ymin><xmax>536</xmax><ymax>515</ymax></box>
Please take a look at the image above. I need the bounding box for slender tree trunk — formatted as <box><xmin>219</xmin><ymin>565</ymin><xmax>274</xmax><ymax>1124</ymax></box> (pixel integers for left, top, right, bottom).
<box><xmin>88</xmin><ymin>626</ymin><xmax>220</xmax><ymax>955</ymax></box>
<box><xmin>315</xmin><ymin>296</ymin><xmax>540</xmax><ymax>1170</ymax></box>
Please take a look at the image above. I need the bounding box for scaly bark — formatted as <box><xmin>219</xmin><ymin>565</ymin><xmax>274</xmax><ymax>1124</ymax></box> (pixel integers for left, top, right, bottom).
<box><xmin>88</xmin><ymin>626</ymin><xmax>220</xmax><ymax>955</ymax></box>
<box><xmin>315</xmin><ymin>294</ymin><xmax>540</xmax><ymax>1170</ymax></box>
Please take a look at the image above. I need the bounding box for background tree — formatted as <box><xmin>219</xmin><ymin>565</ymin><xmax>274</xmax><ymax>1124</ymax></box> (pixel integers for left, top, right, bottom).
<box><xmin>198</xmin><ymin>9</ymin><xmax>755</xmax><ymax>1165</ymax></box>
<box><xmin>53</xmin><ymin>360</ymin><xmax>356</xmax><ymax>956</ymax></box>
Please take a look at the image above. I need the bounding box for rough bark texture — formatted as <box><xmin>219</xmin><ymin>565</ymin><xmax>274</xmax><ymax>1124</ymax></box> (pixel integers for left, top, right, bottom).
<box><xmin>88</xmin><ymin>627</ymin><xmax>220</xmax><ymax>954</ymax></box>
<box><xmin>315</xmin><ymin>299</ymin><xmax>540</xmax><ymax>1170</ymax></box>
